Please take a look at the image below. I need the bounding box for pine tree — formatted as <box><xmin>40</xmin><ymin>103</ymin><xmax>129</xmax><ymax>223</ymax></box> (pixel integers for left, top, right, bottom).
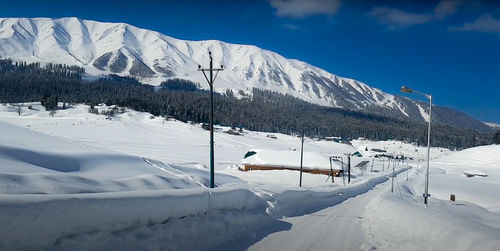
<box><xmin>493</xmin><ymin>131</ymin><xmax>500</xmax><ymax>144</ymax></box>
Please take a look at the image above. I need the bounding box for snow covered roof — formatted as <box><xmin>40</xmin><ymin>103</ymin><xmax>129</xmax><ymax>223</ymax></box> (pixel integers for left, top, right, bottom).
<box><xmin>242</xmin><ymin>149</ymin><xmax>342</xmax><ymax>170</ymax></box>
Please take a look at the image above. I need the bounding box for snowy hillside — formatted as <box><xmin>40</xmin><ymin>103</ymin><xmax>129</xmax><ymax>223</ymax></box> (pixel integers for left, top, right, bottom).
<box><xmin>1</xmin><ymin>103</ymin><xmax>499</xmax><ymax>250</ymax></box>
<box><xmin>0</xmin><ymin>120</ymin><xmax>206</xmax><ymax>194</ymax></box>
<box><xmin>0</xmin><ymin>17</ymin><xmax>491</xmax><ymax>132</ymax></box>
<box><xmin>483</xmin><ymin>121</ymin><xmax>500</xmax><ymax>129</ymax></box>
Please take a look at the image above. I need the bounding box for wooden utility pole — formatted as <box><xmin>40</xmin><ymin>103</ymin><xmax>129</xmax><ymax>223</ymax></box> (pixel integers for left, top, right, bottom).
<box><xmin>198</xmin><ymin>51</ymin><xmax>223</xmax><ymax>188</ymax></box>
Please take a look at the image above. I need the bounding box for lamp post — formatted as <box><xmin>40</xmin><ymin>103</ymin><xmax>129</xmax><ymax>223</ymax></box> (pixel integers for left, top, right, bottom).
<box><xmin>401</xmin><ymin>85</ymin><xmax>432</xmax><ymax>206</ymax></box>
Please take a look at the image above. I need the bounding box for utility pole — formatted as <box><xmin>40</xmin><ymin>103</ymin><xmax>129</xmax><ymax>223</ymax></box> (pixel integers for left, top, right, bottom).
<box><xmin>299</xmin><ymin>129</ymin><xmax>305</xmax><ymax>187</ymax></box>
<box><xmin>198</xmin><ymin>51</ymin><xmax>223</xmax><ymax>188</ymax></box>
<box><xmin>370</xmin><ymin>157</ymin><xmax>374</xmax><ymax>173</ymax></box>
<box><xmin>346</xmin><ymin>154</ymin><xmax>351</xmax><ymax>184</ymax></box>
<box><xmin>391</xmin><ymin>161</ymin><xmax>395</xmax><ymax>193</ymax></box>
<box><xmin>331</xmin><ymin>156</ymin><xmax>344</xmax><ymax>185</ymax></box>
<box><xmin>327</xmin><ymin>157</ymin><xmax>334</xmax><ymax>184</ymax></box>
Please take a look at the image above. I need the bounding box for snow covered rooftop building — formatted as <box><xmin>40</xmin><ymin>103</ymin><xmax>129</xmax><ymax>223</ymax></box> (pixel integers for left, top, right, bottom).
<box><xmin>241</xmin><ymin>149</ymin><xmax>343</xmax><ymax>176</ymax></box>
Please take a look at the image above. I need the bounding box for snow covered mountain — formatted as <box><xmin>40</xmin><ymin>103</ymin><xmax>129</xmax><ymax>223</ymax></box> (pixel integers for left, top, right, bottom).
<box><xmin>0</xmin><ymin>17</ymin><xmax>491</xmax><ymax>132</ymax></box>
<box><xmin>484</xmin><ymin>122</ymin><xmax>500</xmax><ymax>129</ymax></box>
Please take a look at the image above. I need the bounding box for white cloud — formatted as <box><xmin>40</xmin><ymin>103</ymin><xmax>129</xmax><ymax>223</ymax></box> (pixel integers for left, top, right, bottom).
<box><xmin>282</xmin><ymin>24</ymin><xmax>302</xmax><ymax>30</ymax></box>
<box><xmin>451</xmin><ymin>14</ymin><xmax>500</xmax><ymax>33</ymax></box>
<box><xmin>270</xmin><ymin>0</ymin><xmax>342</xmax><ymax>18</ymax></box>
<box><xmin>369</xmin><ymin>0</ymin><xmax>463</xmax><ymax>29</ymax></box>
<box><xmin>434</xmin><ymin>0</ymin><xmax>462</xmax><ymax>20</ymax></box>
<box><xmin>369</xmin><ymin>7</ymin><xmax>433</xmax><ymax>29</ymax></box>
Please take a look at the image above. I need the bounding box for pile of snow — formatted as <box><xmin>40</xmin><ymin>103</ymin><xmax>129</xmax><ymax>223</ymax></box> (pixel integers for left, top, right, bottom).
<box><xmin>425</xmin><ymin>145</ymin><xmax>500</xmax><ymax>212</ymax></box>
<box><xmin>0</xmin><ymin>186</ymin><xmax>264</xmax><ymax>248</ymax></box>
<box><xmin>0</xmin><ymin>117</ymin><xmax>267</xmax><ymax>249</ymax></box>
<box><xmin>364</xmin><ymin>148</ymin><xmax>500</xmax><ymax>250</ymax></box>
<box><xmin>0</xmin><ymin>119</ymin><xmax>205</xmax><ymax>194</ymax></box>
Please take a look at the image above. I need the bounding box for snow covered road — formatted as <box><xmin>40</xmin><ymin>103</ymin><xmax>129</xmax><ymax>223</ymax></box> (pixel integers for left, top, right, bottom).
<box><xmin>249</xmin><ymin>174</ymin><xmax>391</xmax><ymax>250</ymax></box>
<box><xmin>249</xmin><ymin>164</ymin><xmax>500</xmax><ymax>251</ymax></box>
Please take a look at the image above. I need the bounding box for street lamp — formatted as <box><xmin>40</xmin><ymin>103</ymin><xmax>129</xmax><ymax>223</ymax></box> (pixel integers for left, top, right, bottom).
<box><xmin>401</xmin><ymin>85</ymin><xmax>432</xmax><ymax>206</ymax></box>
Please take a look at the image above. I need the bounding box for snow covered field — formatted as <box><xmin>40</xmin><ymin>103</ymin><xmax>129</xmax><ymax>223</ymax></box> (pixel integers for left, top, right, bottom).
<box><xmin>0</xmin><ymin>103</ymin><xmax>499</xmax><ymax>250</ymax></box>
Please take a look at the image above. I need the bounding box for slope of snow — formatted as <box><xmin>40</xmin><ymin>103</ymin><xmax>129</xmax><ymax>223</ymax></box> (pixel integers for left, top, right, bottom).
<box><xmin>0</xmin><ymin>103</ymin><xmax>358</xmax><ymax>185</ymax></box>
<box><xmin>0</xmin><ymin>103</ymin><xmax>405</xmax><ymax>249</ymax></box>
<box><xmin>1</xmin><ymin>17</ymin><xmax>493</xmax><ymax>133</ymax></box>
<box><xmin>483</xmin><ymin>121</ymin><xmax>500</xmax><ymax>129</ymax></box>
<box><xmin>425</xmin><ymin>145</ymin><xmax>500</xmax><ymax>212</ymax></box>
<box><xmin>417</xmin><ymin>103</ymin><xmax>430</xmax><ymax>122</ymax></box>
<box><xmin>0</xmin><ymin>17</ymin><xmax>416</xmax><ymax>114</ymax></box>
<box><xmin>1</xmin><ymin>103</ymin><xmax>499</xmax><ymax>250</ymax></box>
<box><xmin>363</xmin><ymin>146</ymin><xmax>500</xmax><ymax>250</ymax></box>
<box><xmin>0</xmin><ymin>119</ymin><xmax>205</xmax><ymax>194</ymax></box>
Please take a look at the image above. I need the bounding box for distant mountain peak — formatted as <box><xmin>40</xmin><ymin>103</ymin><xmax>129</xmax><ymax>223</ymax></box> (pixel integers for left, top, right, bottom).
<box><xmin>0</xmin><ymin>17</ymin><xmax>492</xmax><ymax>133</ymax></box>
<box><xmin>483</xmin><ymin>122</ymin><xmax>500</xmax><ymax>129</ymax></box>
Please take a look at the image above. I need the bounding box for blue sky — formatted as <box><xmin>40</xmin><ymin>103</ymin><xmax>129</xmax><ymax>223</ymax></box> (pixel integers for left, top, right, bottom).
<box><xmin>1</xmin><ymin>0</ymin><xmax>500</xmax><ymax>123</ymax></box>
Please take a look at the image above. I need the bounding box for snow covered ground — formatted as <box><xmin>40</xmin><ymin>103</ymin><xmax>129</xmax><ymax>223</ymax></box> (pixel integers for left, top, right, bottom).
<box><xmin>0</xmin><ymin>103</ymin><xmax>499</xmax><ymax>250</ymax></box>
<box><xmin>0</xmin><ymin>103</ymin><xmax>378</xmax><ymax>187</ymax></box>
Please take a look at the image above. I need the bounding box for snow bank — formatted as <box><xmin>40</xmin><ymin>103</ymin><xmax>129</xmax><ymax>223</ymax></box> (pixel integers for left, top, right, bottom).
<box><xmin>427</xmin><ymin>145</ymin><xmax>500</xmax><ymax>211</ymax></box>
<box><xmin>0</xmin><ymin>120</ymin><xmax>204</xmax><ymax>194</ymax></box>
<box><xmin>363</xmin><ymin>152</ymin><xmax>500</xmax><ymax>251</ymax></box>
<box><xmin>265</xmin><ymin>167</ymin><xmax>410</xmax><ymax>217</ymax></box>
<box><xmin>364</xmin><ymin>175</ymin><xmax>500</xmax><ymax>250</ymax></box>
<box><xmin>0</xmin><ymin>186</ymin><xmax>264</xmax><ymax>248</ymax></box>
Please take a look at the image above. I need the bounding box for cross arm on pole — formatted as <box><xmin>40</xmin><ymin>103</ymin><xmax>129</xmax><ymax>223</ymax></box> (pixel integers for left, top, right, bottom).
<box><xmin>198</xmin><ymin>68</ymin><xmax>211</xmax><ymax>86</ymax></box>
<box><xmin>198</xmin><ymin>67</ymin><xmax>224</xmax><ymax>86</ymax></box>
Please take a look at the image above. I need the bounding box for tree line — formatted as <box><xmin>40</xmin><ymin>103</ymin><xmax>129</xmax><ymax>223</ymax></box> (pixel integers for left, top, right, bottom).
<box><xmin>0</xmin><ymin>58</ymin><xmax>494</xmax><ymax>149</ymax></box>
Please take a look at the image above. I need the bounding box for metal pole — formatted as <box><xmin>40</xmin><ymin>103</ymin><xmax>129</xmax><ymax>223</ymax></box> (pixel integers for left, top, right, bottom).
<box><xmin>299</xmin><ymin>130</ymin><xmax>304</xmax><ymax>187</ymax></box>
<box><xmin>370</xmin><ymin>157</ymin><xmax>374</xmax><ymax>173</ymax></box>
<box><xmin>391</xmin><ymin>162</ymin><xmax>395</xmax><ymax>193</ymax></box>
<box><xmin>329</xmin><ymin>157</ymin><xmax>334</xmax><ymax>183</ymax></box>
<box><xmin>424</xmin><ymin>95</ymin><xmax>432</xmax><ymax>206</ymax></box>
<box><xmin>347</xmin><ymin>155</ymin><xmax>351</xmax><ymax>184</ymax></box>
<box><xmin>209</xmin><ymin>53</ymin><xmax>215</xmax><ymax>188</ymax></box>
<box><xmin>342</xmin><ymin>158</ymin><xmax>345</xmax><ymax>186</ymax></box>
<box><xmin>198</xmin><ymin>51</ymin><xmax>223</xmax><ymax>189</ymax></box>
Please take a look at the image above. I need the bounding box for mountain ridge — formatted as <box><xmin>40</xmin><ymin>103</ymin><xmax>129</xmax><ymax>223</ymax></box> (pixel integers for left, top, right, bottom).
<box><xmin>0</xmin><ymin>17</ymin><xmax>492</xmax><ymax>133</ymax></box>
